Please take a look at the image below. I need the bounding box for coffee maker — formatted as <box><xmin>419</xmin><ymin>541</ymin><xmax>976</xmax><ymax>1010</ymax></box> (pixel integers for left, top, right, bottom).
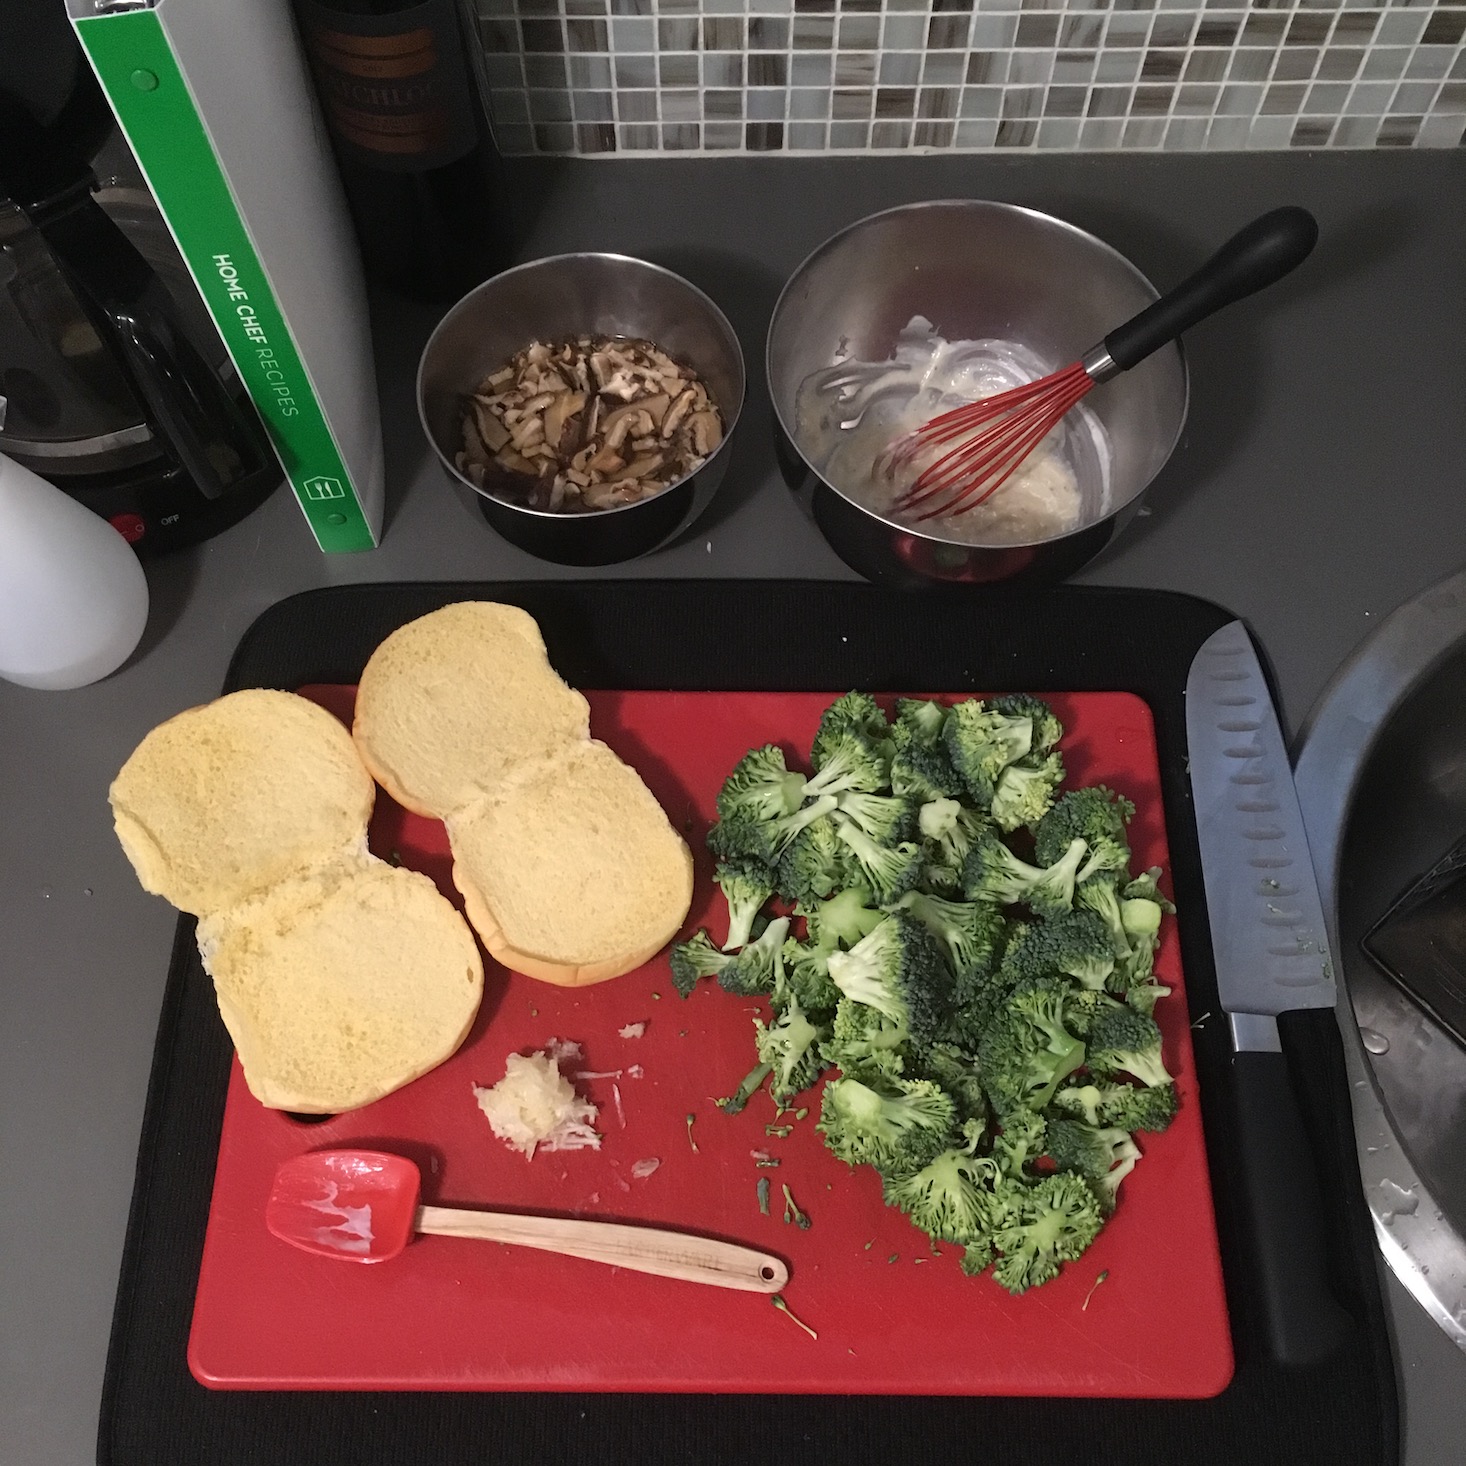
<box><xmin>0</xmin><ymin>0</ymin><xmax>280</xmax><ymax>556</ymax></box>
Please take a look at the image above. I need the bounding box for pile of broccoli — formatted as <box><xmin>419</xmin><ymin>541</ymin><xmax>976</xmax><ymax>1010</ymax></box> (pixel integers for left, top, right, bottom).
<box><xmin>670</xmin><ymin>691</ymin><xmax>1179</xmax><ymax>1294</ymax></box>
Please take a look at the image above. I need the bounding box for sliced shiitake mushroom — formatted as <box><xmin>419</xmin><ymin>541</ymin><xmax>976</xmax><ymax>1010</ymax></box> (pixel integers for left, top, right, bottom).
<box><xmin>459</xmin><ymin>335</ymin><xmax>724</xmax><ymax>514</ymax></box>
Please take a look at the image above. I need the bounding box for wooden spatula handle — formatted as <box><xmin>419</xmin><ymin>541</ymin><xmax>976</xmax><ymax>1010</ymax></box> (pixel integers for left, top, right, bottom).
<box><xmin>416</xmin><ymin>1205</ymin><xmax>789</xmax><ymax>1293</ymax></box>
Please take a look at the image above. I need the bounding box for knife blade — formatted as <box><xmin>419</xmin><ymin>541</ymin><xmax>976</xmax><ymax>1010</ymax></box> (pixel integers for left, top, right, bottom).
<box><xmin>1186</xmin><ymin>619</ymin><xmax>1336</xmax><ymax>1047</ymax></box>
<box><xmin>1186</xmin><ymin>619</ymin><xmax>1353</xmax><ymax>1363</ymax></box>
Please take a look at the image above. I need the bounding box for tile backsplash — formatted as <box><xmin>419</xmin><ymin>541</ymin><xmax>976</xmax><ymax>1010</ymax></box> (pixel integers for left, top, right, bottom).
<box><xmin>473</xmin><ymin>0</ymin><xmax>1466</xmax><ymax>154</ymax></box>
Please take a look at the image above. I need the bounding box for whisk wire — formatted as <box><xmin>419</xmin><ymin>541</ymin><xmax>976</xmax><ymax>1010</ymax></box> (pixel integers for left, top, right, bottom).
<box><xmin>893</xmin><ymin>362</ymin><xmax>1094</xmax><ymax>518</ymax></box>
<box><xmin>908</xmin><ymin>384</ymin><xmax>1096</xmax><ymax>521</ymax></box>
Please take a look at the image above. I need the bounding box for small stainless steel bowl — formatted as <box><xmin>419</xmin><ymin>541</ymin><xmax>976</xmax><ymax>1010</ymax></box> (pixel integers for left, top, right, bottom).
<box><xmin>768</xmin><ymin>200</ymin><xmax>1189</xmax><ymax>589</ymax></box>
<box><xmin>418</xmin><ymin>253</ymin><xmax>745</xmax><ymax>566</ymax></box>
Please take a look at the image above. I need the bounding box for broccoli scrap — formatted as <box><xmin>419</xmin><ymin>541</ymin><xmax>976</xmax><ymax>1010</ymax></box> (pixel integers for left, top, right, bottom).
<box><xmin>716</xmin><ymin>1061</ymin><xmax>772</xmax><ymax>1115</ymax></box>
<box><xmin>782</xmin><ymin>1183</ymin><xmax>812</xmax><ymax>1230</ymax></box>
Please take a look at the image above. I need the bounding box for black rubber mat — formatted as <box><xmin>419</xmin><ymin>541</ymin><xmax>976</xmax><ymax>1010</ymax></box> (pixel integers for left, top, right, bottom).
<box><xmin>98</xmin><ymin>581</ymin><xmax>1397</xmax><ymax>1466</ymax></box>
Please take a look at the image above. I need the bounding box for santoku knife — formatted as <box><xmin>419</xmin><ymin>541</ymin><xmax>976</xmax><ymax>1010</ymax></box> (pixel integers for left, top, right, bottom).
<box><xmin>1186</xmin><ymin>620</ymin><xmax>1354</xmax><ymax>1364</ymax></box>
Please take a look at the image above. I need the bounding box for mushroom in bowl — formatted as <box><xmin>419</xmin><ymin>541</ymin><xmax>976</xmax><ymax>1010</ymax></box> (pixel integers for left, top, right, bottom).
<box><xmin>419</xmin><ymin>254</ymin><xmax>744</xmax><ymax>566</ymax></box>
<box><xmin>458</xmin><ymin>336</ymin><xmax>724</xmax><ymax>514</ymax></box>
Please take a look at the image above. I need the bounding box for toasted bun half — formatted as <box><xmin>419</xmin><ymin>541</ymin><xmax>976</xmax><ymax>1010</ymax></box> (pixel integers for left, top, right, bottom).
<box><xmin>109</xmin><ymin>689</ymin><xmax>373</xmax><ymax>916</ymax></box>
<box><xmin>448</xmin><ymin>740</ymin><xmax>693</xmax><ymax>987</ymax></box>
<box><xmin>352</xmin><ymin>601</ymin><xmax>590</xmax><ymax>818</ymax></box>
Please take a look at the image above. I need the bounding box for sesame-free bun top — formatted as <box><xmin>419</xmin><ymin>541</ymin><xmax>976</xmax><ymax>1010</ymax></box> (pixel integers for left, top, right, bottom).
<box><xmin>109</xmin><ymin>689</ymin><xmax>374</xmax><ymax>917</ymax></box>
<box><xmin>352</xmin><ymin>601</ymin><xmax>589</xmax><ymax>819</ymax></box>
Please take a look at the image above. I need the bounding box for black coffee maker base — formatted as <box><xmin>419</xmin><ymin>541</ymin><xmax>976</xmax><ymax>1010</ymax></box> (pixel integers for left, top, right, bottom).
<box><xmin>53</xmin><ymin>456</ymin><xmax>281</xmax><ymax>557</ymax></box>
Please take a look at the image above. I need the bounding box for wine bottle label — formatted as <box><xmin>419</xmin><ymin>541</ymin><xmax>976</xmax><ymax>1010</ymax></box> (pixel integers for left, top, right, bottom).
<box><xmin>297</xmin><ymin>0</ymin><xmax>477</xmax><ymax>172</ymax></box>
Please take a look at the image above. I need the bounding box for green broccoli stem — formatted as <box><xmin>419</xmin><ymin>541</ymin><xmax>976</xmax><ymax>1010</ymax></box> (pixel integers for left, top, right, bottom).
<box><xmin>715</xmin><ymin>1061</ymin><xmax>772</xmax><ymax>1115</ymax></box>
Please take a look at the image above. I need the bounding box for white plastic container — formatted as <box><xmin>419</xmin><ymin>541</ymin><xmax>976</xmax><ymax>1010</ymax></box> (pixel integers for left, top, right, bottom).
<box><xmin>0</xmin><ymin>453</ymin><xmax>150</xmax><ymax>690</ymax></box>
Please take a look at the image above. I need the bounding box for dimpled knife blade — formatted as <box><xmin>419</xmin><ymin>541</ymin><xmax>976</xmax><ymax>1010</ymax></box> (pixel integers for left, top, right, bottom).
<box><xmin>1185</xmin><ymin>622</ymin><xmax>1336</xmax><ymax>1042</ymax></box>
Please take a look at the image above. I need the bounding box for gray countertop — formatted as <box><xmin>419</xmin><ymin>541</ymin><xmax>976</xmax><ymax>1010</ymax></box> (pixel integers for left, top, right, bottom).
<box><xmin>3</xmin><ymin>150</ymin><xmax>1464</xmax><ymax>1463</ymax></box>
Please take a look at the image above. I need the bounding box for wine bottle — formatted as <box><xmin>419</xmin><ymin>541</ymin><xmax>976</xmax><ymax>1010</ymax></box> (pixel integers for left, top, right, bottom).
<box><xmin>292</xmin><ymin>0</ymin><xmax>507</xmax><ymax>301</ymax></box>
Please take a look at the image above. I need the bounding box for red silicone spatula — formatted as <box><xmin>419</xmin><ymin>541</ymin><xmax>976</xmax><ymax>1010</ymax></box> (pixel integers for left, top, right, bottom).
<box><xmin>267</xmin><ymin>1150</ymin><xmax>789</xmax><ymax>1293</ymax></box>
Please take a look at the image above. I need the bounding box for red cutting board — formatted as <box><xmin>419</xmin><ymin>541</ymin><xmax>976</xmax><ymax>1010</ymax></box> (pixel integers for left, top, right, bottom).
<box><xmin>188</xmin><ymin>689</ymin><xmax>1232</xmax><ymax>1397</ymax></box>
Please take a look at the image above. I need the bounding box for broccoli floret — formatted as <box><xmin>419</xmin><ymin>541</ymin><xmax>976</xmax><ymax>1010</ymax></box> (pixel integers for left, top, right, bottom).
<box><xmin>817</xmin><ymin>1074</ymin><xmax>955</xmax><ymax>1176</ymax></box>
<box><xmin>827</xmin><ymin>914</ymin><xmax>950</xmax><ymax>1051</ymax></box>
<box><xmin>1046</xmin><ymin>1117</ymin><xmax>1138</xmax><ymax>1180</ymax></box>
<box><xmin>1062</xmin><ymin>986</ymin><xmax>1125</xmax><ymax>1039</ymax></box>
<box><xmin>1050</xmin><ymin>1082</ymin><xmax>1113</xmax><ymax>1128</ymax></box>
<box><xmin>920</xmin><ymin>859</ymin><xmax>963</xmax><ymax>897</ymax></box>
<box><xmin>778</xmin><ymin>937</ymin><xmax>843</xmax><ymax>1017</ymax></box>
<box><xmin>918</xmin><ymin>797</ymin><xmax>992</xmax><ymax>876</ymax></box>
<box><xmin>1075</xmin><ymin>872</ymin><xmax>1132</xmax><ymax>959</ymax></box>
<box><xmin>833</xmin><ymin>816</ymin><xmax>923</xmax><ymax>904</ymax></box>
<box><xmin>1122</xmin><ymin>896</ymin><xmax>1164</xmax><ymax>944</ymax></box>
<box><xmin>962</xmin><ymin>832</ymin><xmax>1088</xmax><ymax>918</ymax></box>
<box><xmin>718</xmin><ymin>916</ymin><xmax>792</xmax><ymax>997</ymax></box>
<box><xmin>891</xmin><ymin>742</ymin><xmax>963</xmax><ymax>802</ymax></box>
<box><xmin>918</xmin><ymin>1041</ymin><xmax>988</xmax><ymax>1128</ymax></box>
<box><xmin>894</xmin><ymin>697</ymin><xmax>950</xmax><ymax>743</ymax></box>
<box><xmin>942</xmin><ymin>971</ymin><xmax>1007</xmax><ymax>1053</ymax></box>
<box><xmin>805</xmin><ymin>728</ymin><xmax>889</xmax><ymax>799</ymax></box>
<box><xmin>943</xmin><ymin>699</ymin><xmax>1034</xmax><ymax>805</ymax></box>
<box><xmin>992</xmin><ymin>1107</ymin><xmax>1047</xmax><ymax>1180</ymax></box>
<box><xmin>774</xmin><ymin>815</ymin><xmax>845</xmax><ymax>904</ymax></box>
<box><xmin>978</xmin><ymin>976</ymin><xmax>1087</xmax><ymax>1116</ymax></box>
<box><xmin>799</xmin><ymin>886</ymin><xmax>884</xmax><ymax>950</ymax></box>
<box><xmin>987</xmin><ymin>693</ymin><xmax>1063</xmax><ymax>755</ymax></box>
<box><xmin>1123</xmin><ymin>866</ymin><xmax>1176</xmax><ymax>913</ymax></box>
<box><xmin>669</xmin><ymin>929</ymin><xmax>737</xmax><ymax>997</ymax></box>
<box><xmin>715</xmin><ymin>744</ymin><xmax>807</xmax><ymax>825</ymax></box>
<box><xmin>1103</xmin><ymin>1080</ymin><xmax>1179</xmax><ymax>1133</ymax></box>
<box><xmin>835</xmin><ymin>789</ymin><xmax>917</xmax><ymax>845</ymax></box>
<box><xmin>823</xmin><ymin>996</ymin><xmax>910</xmax><ymax>1081</ymax></box>
<box><xmin>1125</xmin><ymin>980</ymin><xmax>1171</xmax><ymax>1017</ymax></box>
<box><xmin>1086</xmin><ymin>1004</ymin><xmax>1172</xmax><ymax>1087</ymax></box>
<box><xmin>991</xmin><ymin>750</ymin><xmax>1065</xmax><ymax>834</ymax></box>
<box><xmin>882</xmin><ymin>1143</ymin><xmax>997</xmax><ymax>1244</ymax></box>
<box><xmin>1052</xmin><ymin>1079</ymin><xmax>1177</xmax><ymax>1134</ymax></box>
<box><xmin>1037</xmin><ymin>785</ymin><xmax>1134</xmax><ymax>879</ymax></box>
<box><xmin>715</xmin><ymin>857</ymin><xmax>775</xmax><ymax>951</ymax></box>
<box><xmin>754</xmin><ymin>992</ymin><xmax>830</xmax><ymax>1103</ymax></box>
<box><xmin>814</xmin><ymin>691</ymin><xmax>890</xmax><ymax>750</ymax></box>
<box><xmin>998</xmin><ymin>909</ymin><xmax>1116</xmax><ymax>990</ymax></box>
<box><xmin>1024</xmin><ymin>839</ymin><xmax>1090</xmax><ymax>919</ymax></box>
<box><xmin>891</xmin><ymin>889</ymin><xmax>1004</xmax><ymax>982</ymax></box>
<box><xmin>711</xmin><ymin>791</ymin><xmax>840</xmax><ymax>865</ymax></box>
<box><xmin>1090</xmin><ymin>1150</ymin><xmax>1141</xmax><ymax>1213</ymax></box>
<box><xmin>991</xmin><ymin>1172</ymin><xmax>1104</xmax><ymax>1295</ymax></box>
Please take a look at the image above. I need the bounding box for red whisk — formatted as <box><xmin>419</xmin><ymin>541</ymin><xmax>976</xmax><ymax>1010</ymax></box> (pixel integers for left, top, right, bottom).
<box><xmin>886</xmin><ymin>207</ymin><xmax>1319</xmax><ymax>521</ymax></box>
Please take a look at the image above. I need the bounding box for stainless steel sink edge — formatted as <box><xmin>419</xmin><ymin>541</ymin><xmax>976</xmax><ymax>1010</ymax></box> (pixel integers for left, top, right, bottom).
<box><xmin>1294</xmin><ymin>566</ymin><xmax>1466</xmax><ymax>1353</ymax></box>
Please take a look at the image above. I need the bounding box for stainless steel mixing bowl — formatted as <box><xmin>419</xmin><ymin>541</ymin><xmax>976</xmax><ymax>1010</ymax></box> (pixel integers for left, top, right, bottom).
<box><xmin>418</xmin><ymin>253</ymin><xmax>745</xmax><ymax>566</ymax></box>
<box><xmin>767</xmin><ymin>200</ymin><xmax>1189</xmax><ymax>589</ymax></box>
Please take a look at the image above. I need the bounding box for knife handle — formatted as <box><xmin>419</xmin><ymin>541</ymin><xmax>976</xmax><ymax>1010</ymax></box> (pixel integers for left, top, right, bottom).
<box><xmin>1231</xmin><ymin>1012</ymin><xmax>1355</xmax><ymax>1365</ymax></box>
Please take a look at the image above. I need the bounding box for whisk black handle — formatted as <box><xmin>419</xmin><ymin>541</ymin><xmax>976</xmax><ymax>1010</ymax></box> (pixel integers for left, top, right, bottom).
<box><xmin>1101</xmin><ymin>207</ymin><xmax>1318</xmax><ymax>374</ymax></box>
